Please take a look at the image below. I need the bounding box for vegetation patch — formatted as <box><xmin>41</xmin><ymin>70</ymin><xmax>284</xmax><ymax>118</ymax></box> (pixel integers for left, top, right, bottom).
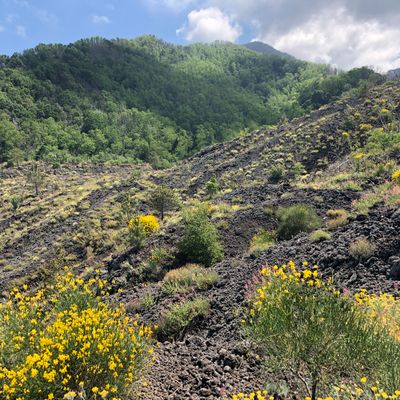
<box><xmin>0</xmin><ymin>272</ymin><xmax>153</xmax><ymax>400</ymax></box>
<box><xmin>243</xmin><ymin>261</ymin><xmax>400</xmax><ymax>400</ymax></box>
<box><xmin>178</xmin><ymin>204</ymin><xmax>223</xmax><ymax>267</ymax></box>
<box><xmin>326</xmin><ymin>208</ymin><xmax>349</xmax><ymax>230</ymax></box>
<box><xmin>349</xmin><ymin>238</ymin><xmax>377</xmax><ymax>260</ymax></box>
<box><xmin>162</xmin><ymin>264</ymin><xmax>219</xmax><ymax>294</ymax></box>
<box><xmin>158</xmin><ymin>298</ymin><xmax>210</xmax><ymax>338</ymax></box>
<box><xmin>309</xmin><ymin>229</ymin><xmax>332</xmax><ymax>243</ymax></box>
<box><xmin>249</xmin><ymin>229</ymin><xmax>276</xmax><ymax>255</ymax></box>
<box><xmin>276</xmin><ymin>204</ymin><xmax>321</xmax><ymax>240</ymax></box>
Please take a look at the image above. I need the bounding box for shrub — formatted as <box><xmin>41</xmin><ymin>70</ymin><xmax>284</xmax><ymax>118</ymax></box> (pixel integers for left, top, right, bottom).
<box><xmin>162</xmin><ymin>264</ymin><xmax>219</xmax><ymax>294</ymax></box>
<box><xmin>148</xmin><ymin>185</ymin><xmax>180</xmax><ymax>220</ymax></box>
<box><xmin>392</xmin><ymin>170</ymin><xmax>400</xmax><ymax>185</ymax></box>
<box><xmin>141</xmin><ymin>247</ymin><xmax>174</xmax><ymax>280</ymax></box>
<box><xmin>178</xmin><ymin>205</ymin><xmax>223</xmax><ymax>267</ymax></box>
<box><xmin>0</xmin><ymin>272</ymin><xmax>153</xmax><ymax>400</ymax></box>
<box><xmin>205</xmin><ymin>176</ymin><xmax>220</xmax><ymax>197</ymax></box>
<box><xmin>326</xmin><ymin>208</ymin><xmax>349</xmax><ymax>230</ymax></box>
<box><xmin>309</xmin><ymin>229</ymin><xmax>332</xmax><ymax>242</ymax></box>
<box><xmin>249</xmin><ymin>229</ymin><xmax>276</xmax><ymax>256</ymax></box>
<box><xmin>127</xmin><ymin>214</ymin><xmax>160</xmax><ymax>249</ymax></box>
<box><xmin>276</xmin><ymin>204</ymin><xmax>321</xmax><ymax>240</ymax></box>
<box><xmin>159</xmin><ymin>298</ymin><xmax>210</xmax><ymax>337</ymax></box>
<box><xmin>118</xmin><ymin>193</ymin><xmax>138</xmax><ymax>226</ymax></box>
<box><xmin>10</xmin><ymin>195</ymin><xmax>22</xmax><ymax>212</ymax></box>
<box><xmin>244</xmin><ymin>261</ymin><xmax>399</xmax><ymax>400</ymax></box>
<box><xmin>349</xmin><ymin>238</ymin><xmax>376</xmax><ymax>260</ymax></box>
<box><xmin>268</xmin><ymin>165</ymin><xmax>284</xmax><ymax>183</ymax></box>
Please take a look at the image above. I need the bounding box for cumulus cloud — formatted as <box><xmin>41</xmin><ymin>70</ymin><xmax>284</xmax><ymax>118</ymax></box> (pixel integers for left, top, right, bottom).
<box><xmin>191</xmin><ymin>0</ymin><xmax>400</xmax><ymax>70</ymax></box>
<box><xmin>92</xmin><ymin>15</ymin><xmax>111</xmax><ymax>24</ymax></box>
<box><xmin>271</xmin><ymin>8</ymin><xmax>400</xmax><ymax>71</ymax></box>
<box><xmin>177</xmin><ymin>7</ymin><xmax>241</xmax><ymax>42</ymax></box>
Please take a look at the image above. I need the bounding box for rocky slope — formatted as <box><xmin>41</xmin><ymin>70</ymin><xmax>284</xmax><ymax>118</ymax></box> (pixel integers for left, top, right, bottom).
<box><xmin>0</xmin><ymin>81</ymin><xmax>399</xmax><ymax>399</ymax></box>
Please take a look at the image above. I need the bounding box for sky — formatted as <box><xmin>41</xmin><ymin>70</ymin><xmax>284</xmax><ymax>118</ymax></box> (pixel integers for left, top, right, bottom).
<box><xmin>0</xmin><ymin>0</ymin><xmax>400</xmax><ymax>71</ymax></box>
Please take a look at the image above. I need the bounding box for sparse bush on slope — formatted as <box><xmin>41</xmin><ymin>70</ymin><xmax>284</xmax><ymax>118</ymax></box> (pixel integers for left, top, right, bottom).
<box><xmin>178</xmin><ymin>204</ymin><xmax>223</xmax><ymax>267</ymax></box>
<box><xmin>349</xmin><ymin>238</ymin><xmax>377</xmax><ymax>260</ymax></box>
<box><xmin>158</xmin><ymin>298</ymin><xmax>210</xmax><ymax>338</ymax></box>
<box><xmin>276</xmin><ymin>204</ymin><xmax>321</xmax><ymax>240</ymax></box>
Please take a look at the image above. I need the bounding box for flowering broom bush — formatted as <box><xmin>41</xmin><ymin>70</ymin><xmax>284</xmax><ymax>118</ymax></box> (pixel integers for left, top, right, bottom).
<box><xmin>392</xmin><ymin>170</ymin><xmax>400</xmax><ymax>185</ymax></box>
<box><xmin>0</xmin><ymin>272</ymin><xmax>153</xmax><ymax>400</ymax></box>
<box><xmin>127</xmin><ymin>214</ymin><xmax>160</xmax><ymax>249</ymax></box>
<box><xmin>243</xmin><ymin>261</ymin><xmax>400</xmax><ymax>400</ymax></box>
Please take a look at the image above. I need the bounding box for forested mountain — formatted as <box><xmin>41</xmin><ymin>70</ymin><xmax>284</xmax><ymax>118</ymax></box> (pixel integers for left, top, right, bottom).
<box><xmin>0</xmin><ymin>35</ymin><xmax>383</xmax><ymax>167</ymax></box>
<box><xmin>243</xmin><ymin>41</ymin><xmax>291</xmax><ymax>58</ymax></box>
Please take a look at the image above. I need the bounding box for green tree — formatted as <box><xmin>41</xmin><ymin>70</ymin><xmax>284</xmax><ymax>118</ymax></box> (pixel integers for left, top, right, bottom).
<box><xmin>26</xmin><ymin>163</ymin><xmax>46</xmax><ymax>196</ymax></box>
<box><xmin>148</xmin><ymin>186</ymin><xmax>180</xmax><ymax>220</ymax></box>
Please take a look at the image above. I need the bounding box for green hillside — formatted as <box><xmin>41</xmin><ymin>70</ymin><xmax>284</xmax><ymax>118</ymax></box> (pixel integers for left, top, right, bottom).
<box><xmin>0</xmin><ymin>35</ymin><xmax>382</xmax><ymax>167</ymax></box>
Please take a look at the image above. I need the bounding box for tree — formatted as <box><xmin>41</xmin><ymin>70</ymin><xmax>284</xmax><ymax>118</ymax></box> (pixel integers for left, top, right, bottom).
<box><xmin>148</xmin><ymin>185</ymin><xmax>180</xmax><ymax>221</ymax></box>
<box><xmin>26</xmin><ymin>163</ymin><xmax>46</xmax><ymax>196</ymax></box>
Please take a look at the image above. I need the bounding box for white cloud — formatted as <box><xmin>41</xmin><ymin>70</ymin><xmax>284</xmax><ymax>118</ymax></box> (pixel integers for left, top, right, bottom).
<box><xmin>92</xmin><ymin>15</ymin><xmax>111</xmax><ymax>24</ymax></box>
<box><xmin>185</xmin><ymin>0</ymin><xmax>400</xmax><ymax>71</ymax></box>
<box><xmin>0</xmin><ymin>25</ymin><xmax>4</xmax><ymax>32</ymax></box>
<box><xmin>177</xmin><ymin>7</ymin><xmax>241</xmax><ymax>42</ymax></box>
<box><xmin>16</xmin><ymin>24</ymin><xmax>26</xmax><ymax>38</ymax></box>
<box><xmin>268</xmin><ymin>8</ymin><xmax>400</xmax><ymax>71</ymax></box>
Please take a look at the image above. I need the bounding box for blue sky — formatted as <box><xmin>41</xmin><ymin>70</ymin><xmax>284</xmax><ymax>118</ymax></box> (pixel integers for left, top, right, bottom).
<box><xmin>0</xmin><ymin>0</ymin><xmax>399</xmax><ymax>71</ymax></box>
<box><xmin>0</xmin><ymin>0</ymin><xmax>194</xmax><ymax>55</ymax></box>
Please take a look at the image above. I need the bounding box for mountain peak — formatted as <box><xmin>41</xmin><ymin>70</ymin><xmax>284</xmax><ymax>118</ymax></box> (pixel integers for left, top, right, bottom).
<box><xmin>243</xmin><ymin>41</ymin><xmax>293</xmax><ymax>58</ymax></box>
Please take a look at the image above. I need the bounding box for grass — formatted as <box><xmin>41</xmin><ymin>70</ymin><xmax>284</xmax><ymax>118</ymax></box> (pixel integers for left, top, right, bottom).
<box><xmin>249</xmin><ymin>229</ymin><xmax>276</xmax><ymax>255</ymax></box>
<box><xmin>309</xmin><ymin>230</ymin><xmax>332</xmax><ymax>242</ymax></box>
<box><xmin>162</xmin><ymin>264</ymin><xmax>219</xmax><ymax>294</ymax></box>
<box><xmin>158</xmin><ymin>297</ymin><xmax>210</xmax><ymax>337</ymax></box>
<box><xmin>349</xmin><ymin>238</ymin><xmax>377</xmax><ymax>260</ymax></box>
<box><xmin>326</xmin><ymin>209</ymin><xmax>349</xmax><ymax>230</ymax></box>
<box><xmin>352</xmin><ymin>182</ymin><xmax>400</xmax><ymax>215</ymax></box>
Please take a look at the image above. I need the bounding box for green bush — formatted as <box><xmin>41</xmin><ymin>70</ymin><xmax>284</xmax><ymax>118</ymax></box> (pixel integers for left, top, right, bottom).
<box><xmin>178</xmin><ymin>204</ymin><xmax>223</xmax><ymax>267</ymax></box>
<box><xmin>159</xmin><ymin>298</ymin><xmax>210</xmax><ymax>337</ymax></box>
<box><xmin>309</xmin><ymin>229</ymin><xmax>332</xmax><ymax>242</ymax></box>
<box><xmin>268</xmin><ymin>165</ymin><xmax>285</xmax><ymax>183</ymax></box>
<box><xmin>276</xmin><ymin>204</ymin><xmax>321</xmax><ymax>240</ymax></box>
<box><xmin>205</xmin><ymin>176</ymin><xmax>220</xmax><ymax>197</ymax></box>
<box><xmin>10</xmin><ymin>195</ymin><xmax>22</xmax><ymax>212</ymax></box>
<box><xmin>245</xmin><ymin>262</ymin><xmax>399</xmax><ymax>399</ymax></box>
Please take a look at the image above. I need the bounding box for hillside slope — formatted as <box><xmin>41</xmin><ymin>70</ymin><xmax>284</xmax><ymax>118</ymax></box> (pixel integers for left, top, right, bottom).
<box><xmin>0</xmin><ymin>36</ymin><xmax>383</xmax><ymax>166</ymax></box>
<box><xmin>0</xmin><ymin>81</ymin><xmax>399</xmax><ymax>399</ymax></box>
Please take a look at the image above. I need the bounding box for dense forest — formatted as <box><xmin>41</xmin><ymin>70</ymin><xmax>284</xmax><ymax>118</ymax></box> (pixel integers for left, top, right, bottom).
<box><xmin>0</xmin><ymin>35</ymin><xmax>384</xmax><ymax>167</ymax></box>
